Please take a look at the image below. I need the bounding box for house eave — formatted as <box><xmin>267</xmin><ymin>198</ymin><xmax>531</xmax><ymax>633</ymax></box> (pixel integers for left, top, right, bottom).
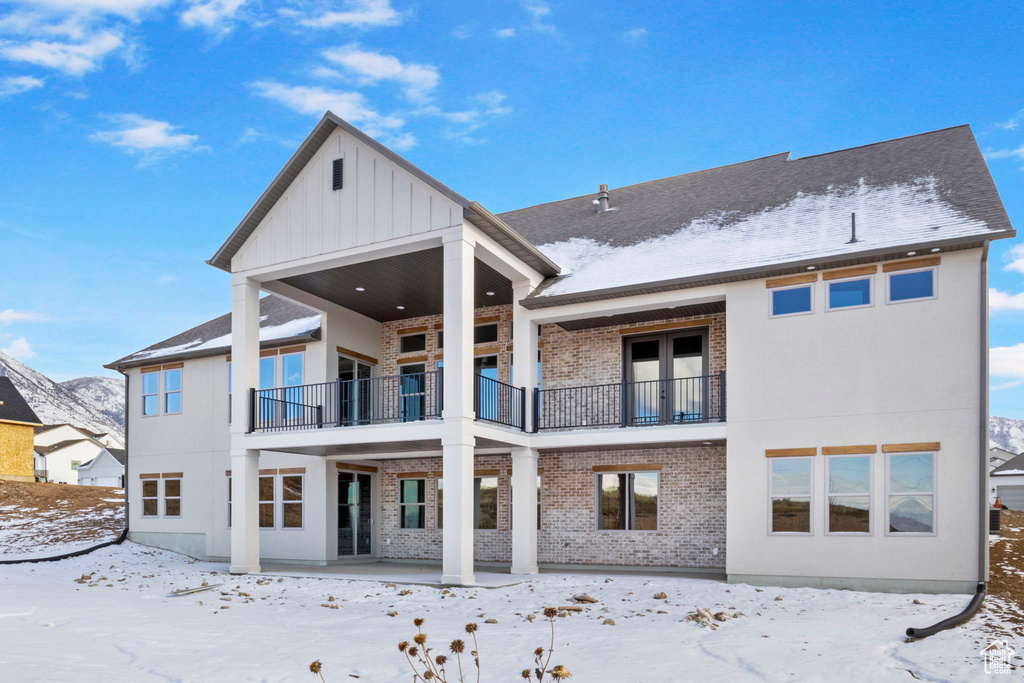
<box><xmin>104</xmin><ymin>331</ymin><xmax>320</xmax><ymax>371</ymax></box>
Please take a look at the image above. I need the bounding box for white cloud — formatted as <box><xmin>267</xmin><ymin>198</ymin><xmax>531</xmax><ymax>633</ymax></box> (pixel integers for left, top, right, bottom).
<box><xmin>991</xmin><ymin>288</ymin><xmax>1024</xmax><ymax>311</ymax></box>
<box><xmin>984</xmin><ymin>145</ymin><xmax>1024</xmax><ymax>161</ymax></box>
<box><xmin>996</xmin><ymin>109</ymin><xmax>1024</xmax><ymax>131</ymax></box>
<box><xmin>522</xmin><ymin>0</ymin><xmax>555</xmax><ymax>33</ymax></box>
<box><xmin>91</xmin><ymin>114</ymin><xmax>204</xmax><ymax>163</ymax></box>
<box><xmin>1004</xmin><ymin>242</ymin><xmax>1024</xmax><ymax>275</ymax></box>
<box><xmin>452</xmin><ymin>24</ymin><xmax>473</xmax><ymax>39</ymax></box>
<box><xmin>0</xmin><ymin>309</ymin><xmax>48</xmax><ymax>323</ymax></box>
<box><xmin>281</xmin><ymin>0</ymin><xmax>403</xmax><ymax>29</ymax></box>
<box><xmin>6</xmin><ymin>1</ymin><xmax>170</xmax><ymax>19</ymax></box>
<box><xmin>1</xmin><ymin>31</ymin><xmax>124</xmax><ymax>76</ymax></box>
<box><xmin>495</xmin><ymin>27</ymin><xmax>516</xmax><ymax>38</ymax></box>
<box><xmin>0</xmin><ymin>336</ymin><xmax>36</xmax><ymax>359</ymax></box>
<box><xmin>180</xmin><ymin>0</ymin><xmax>249</xmax><ymax>35</ymax></box>
<box><xmin>0</xmin><ymin>75</ymin><xmax>44</xmax><ymax>97</ymax></box>
<box><xmin>418</xmin><ymin>90</ymin><xmax>512</xmax><ymax>144</ymax></box>
<box><xmin>992</xmin><ymin>343</ymin><xmax>1024</xmax><ymax>380</ymax></box>
<box><xmin>237</xmin><ymin>126</ymin><xmax>294</xmax><ymax>147</ymax></box>
<box><xmin>322</xmin><ymin>44</ymin><xmax>438</xmax><ymax>102</ymax></box>
<box><xmin>625</xmin><ymin>27</ymin><xmax>648</xmax><ymax>39</ymax></box>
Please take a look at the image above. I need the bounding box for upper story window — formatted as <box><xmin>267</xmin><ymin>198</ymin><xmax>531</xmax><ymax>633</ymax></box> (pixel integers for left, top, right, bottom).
<box><xmin>400</xmin><ymin>333</ymin><xmax>427</xmax><ymax>353</ymax></box>
<box><xmin>887</xmin><ymin>268</ymin><xmax>936</xmax><ymax>304</ymax></box>
<box><xmin>769</xmin><ymin>457</ymin><xmax>812</xmax><ymax>534</ymax></box>
<box><xmin>827</xmin><ymin>276</ymin><xmax>873</xmax><ymax>311</ymax></box>
<box><xmin>164</xmin><ymin>368</ymin><xmax>182</xmax><ymax>413</ymax></box>
<box><xmin>474</xmin><ymin>323</ymin><xmax>498</xmax><ymax>344</ymax></box>
<box><xmin>142</xmin><ymin>364</ymin><xmax>182</xmax><ymax>416</ymax></box>
<box><xmin>770</xmin><ymin>284</ymin><xmax>813</xmax><ymax>317</ymax></box>
<box><xmin>142</xmin><ymin>371</ymin><xmax>159</xmax><ymax>416</ymax></box>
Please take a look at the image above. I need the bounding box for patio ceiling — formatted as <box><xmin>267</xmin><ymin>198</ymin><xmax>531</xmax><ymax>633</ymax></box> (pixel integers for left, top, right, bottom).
<box><xmin>279</xmin><ymin>247</ymin><xmax>512</xmax><ymax>322</ymax></box>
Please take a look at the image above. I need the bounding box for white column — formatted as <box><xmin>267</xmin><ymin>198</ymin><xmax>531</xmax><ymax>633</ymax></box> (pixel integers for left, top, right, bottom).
<box><xmin>441</xmin><ymin>234</ymin><xmax>477</xmax><ymax>585</ymax></box>
<box><xmin>229</xmin><ymin>449</ymin><xmax>261</xmax><ymax>574</ymax></box>
<box><xmin>510</xmin><ymin>447</ymin><xmax>539</xmax><ymax>575</ymax></box>
<box><xmin>230</xmin><ymin>278</ymin><xmax>260</xmax><ymax>437</ymax></box>
<box><xmin>511</xmin><ymin>281</ymin><xmax>539</xmax><ymax>432</ymax></box>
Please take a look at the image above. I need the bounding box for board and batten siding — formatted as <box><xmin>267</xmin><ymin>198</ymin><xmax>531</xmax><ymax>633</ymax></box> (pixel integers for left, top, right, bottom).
<box><xmin>232</xmin><ymin>129</ymin><xmax>463</xmax><ymax>273</ymax></box>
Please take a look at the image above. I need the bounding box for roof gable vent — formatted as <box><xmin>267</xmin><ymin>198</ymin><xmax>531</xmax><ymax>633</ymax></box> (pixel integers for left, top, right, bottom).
<box><xmin>332</xmin><ymin>158</ymin><xmax>343</xmax><ymax>190</ymax></box>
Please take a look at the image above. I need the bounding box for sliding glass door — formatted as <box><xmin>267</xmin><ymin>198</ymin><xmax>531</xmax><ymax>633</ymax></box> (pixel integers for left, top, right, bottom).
<box><xmin>338</xmin><ymin>471</ymin><xmax>373</xmax><ymax>557</ymax></box>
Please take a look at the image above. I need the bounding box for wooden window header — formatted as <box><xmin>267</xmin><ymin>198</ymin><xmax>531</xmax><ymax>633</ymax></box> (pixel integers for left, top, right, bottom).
<box><xmin>822</xmin><ymin>445</ymin><xmax>877</xmax><ymax>455</ymax></box>
<box><xmin>822</xmin><ymin>265</ymin><xmax>878</xmax><ymax>281</ymax></box>
<box><xmin>397</xmin><ymin>325</ymin><xmax>429</xmax><ymax>336</ymax></box>
<box><xmin>474</xmin><ymin>344</ymin><xmax>500</xmax><ymax>356</ymax></box>
<box><xmin>139</xmin><ymin>473</ymin><xmax>160</xmax><ymax>479</ymax></box>
<box><xmin>277</xmin><ymin>345</ymin><xmax>306</xmax><ymax>355</ymax></box>
<box><xmin>279</xmin><ymin>467</ymin><xmax>306</xmax><ymax>475</ymax></box>
<box><xmin>591</xmin><ymin>463</ymin><xmax>662</xmax><ymax>472</ymax></box>
<box><xmin>260</xmin><ymin>349</ymin><xmax>278</xmax><ymax>358</ymax></box>
<box><xmin>162</xmin><ymin>472</ymin><xmax>183</xmax><ymax>479</ymax></box>
<box><xmin>766</xmin><ymin>273</ymin><xmax>817</xmax><ymax>289</ymax></box>
<box><xmin>475</xmin><ymin>315</ymin><xmax>501</xmax><ymax>325</ymax></box>
<box><xmin>161</xmin><ymin>362</ymin><xmax>184</xmax><ymax>370</ymax></box>
<box><xmin>396</xmin><ymin>471</ymin><xmax>431</xmax><ymax>479</ymax></box>
<box><xmin>765</xmin><ymin>448</ymin><xmax>817</xmax><ymax>458</ymax></box>
<box><xmin>882</xmin><ymin>256</ymin><xmax>940</xmax><ymax>273</ymax></box>
<box><xmin>474</xmin><ymin>469</ymin><xmax>501</xmax><ymax>477</ymax></box>
<box><xmin>336</xmin><ymin>462</ymin><xmax>379</xmax><ymax>473</ymax></box>
<box><xmin>882</xmin><ymin>442</ymin><xmax>940</xmax><ymax>453</ymax></box>
<box><xmin>336</xmin><ymin>346</ymin><xmax>379</xmax><ymax>365</ymax></box>
<box><xmin>397</xmin><ymin>354</ymin><xmax>429</xmax><ymax>365</ymax></box>
<box><xmin>619</xmin><ymin>318</ymin><xmax>713</xmax><ymax>336</ymax></box>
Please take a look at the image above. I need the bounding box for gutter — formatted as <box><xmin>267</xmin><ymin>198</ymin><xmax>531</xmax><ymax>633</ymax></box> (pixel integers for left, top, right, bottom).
<box><xmin>104</xmin><ymin>330</ymin><xmax>320</xmax><ymax>372</ymax></box>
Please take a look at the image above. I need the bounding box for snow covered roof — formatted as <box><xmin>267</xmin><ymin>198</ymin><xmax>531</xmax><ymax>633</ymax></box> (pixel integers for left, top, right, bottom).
<box><xmin>107</xmin><ymin>296</ymin><xmax>321</xmax><ymax>369</ymax></box>
<box><xmin>500</xmin><ymin>125</ymin><xmax>1015</xmax><ymax>306</ymax></box>
<box><xmin>0</xmin><ymin>376</ymin><xmax>41</xmax><ymax>426</ymax></box>
<box><xmin>993</xmin><ymin>453</ymin><xmax>1024</xmax><ymax>475</ymax></box>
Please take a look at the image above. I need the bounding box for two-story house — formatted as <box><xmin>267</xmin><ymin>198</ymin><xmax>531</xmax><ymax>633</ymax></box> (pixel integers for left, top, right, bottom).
<box><xmin>108</xmin><ymin>115</ymin><xmax>1015</xmax><ymax>592</ymax></box>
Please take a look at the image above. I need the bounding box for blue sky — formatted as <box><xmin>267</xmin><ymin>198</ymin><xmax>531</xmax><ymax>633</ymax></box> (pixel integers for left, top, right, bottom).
<box><xmin>0</xmin><ymin>0</ymin><xmax>1022</xmax><ymax>417</ymax></box>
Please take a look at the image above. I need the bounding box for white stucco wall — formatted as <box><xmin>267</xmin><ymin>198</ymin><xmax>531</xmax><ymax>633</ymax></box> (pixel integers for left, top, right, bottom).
<box><xmin>725</xmin><ymin>249</ymin><xmax>984</xmax><ymax>591</ymax></box>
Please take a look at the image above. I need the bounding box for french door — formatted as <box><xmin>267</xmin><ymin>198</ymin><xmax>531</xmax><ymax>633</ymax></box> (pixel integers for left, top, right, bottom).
<box><xmin>338</xmin><ymin>471</ymin><xmax>374</xmax><ymax>557</ymax></box>
<box><xmin>624</xmin><ymin>329</ymin><xmax>708</xmax><ymax>425</ymax></box>
<box><xmin>338</xmin><ymin>354</ymin><xmax>374</xmax><ymax>425</ymax></box>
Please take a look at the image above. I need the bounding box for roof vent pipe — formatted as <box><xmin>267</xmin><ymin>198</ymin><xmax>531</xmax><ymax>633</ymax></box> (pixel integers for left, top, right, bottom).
<box><xmin>597</xmin><ymin>184</ymin><xmax>610</xmax><ymax>213</ymax></box>
<box><xmin>846</xmin><ymin>212</ymin><xmax>859</xmax><ymax>244</ymax></box>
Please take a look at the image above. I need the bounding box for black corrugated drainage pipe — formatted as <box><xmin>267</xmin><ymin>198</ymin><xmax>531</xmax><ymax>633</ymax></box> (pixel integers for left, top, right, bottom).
<box><xmin>905</xmin><ymin>582</ymin><xmax>986</xmax><ymax>639</ymax></box>
<box><xmin>0</xmin><ymin>527</ymin><xmax>128</xmax><ymax>566</ymax></box>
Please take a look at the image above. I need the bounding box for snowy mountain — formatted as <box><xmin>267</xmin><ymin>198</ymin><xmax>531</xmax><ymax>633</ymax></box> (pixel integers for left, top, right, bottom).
<box><xmin>991</xmin><ymin>416</ymin><xmax>1024</xmax><ymax>456</ymax></box>
<box><xmin>0</xmin><ymin>352</ymin><xmax>124</xmax><ymax>438</ymax></box>
<box><xmin>59</xmin><ymin>376</ymin><xmax>125</xmax><ymax>431</ymax></box>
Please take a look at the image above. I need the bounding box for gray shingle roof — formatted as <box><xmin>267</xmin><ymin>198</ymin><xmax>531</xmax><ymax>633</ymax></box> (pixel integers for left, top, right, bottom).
<box><xmin>107</xmin><ymin>296</ymin><xmax>321</xmax><ymax>369</ymax></box>
<box><xmin>993</xmin><ymin>453</ymin><xmax>1024</xmax><ymax>474</ymax></box>
<box><xmin>499</xmin><ymin>125</ymin><xmax>1014</xmax><ymax>305</ymax></box>
<box><xmin>0</xmin><ymin>376</ymin><xmax>41</xmax><ymax>426</ymax></box>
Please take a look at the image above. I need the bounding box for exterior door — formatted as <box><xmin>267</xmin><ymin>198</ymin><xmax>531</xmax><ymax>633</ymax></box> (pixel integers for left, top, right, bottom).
<box><xmin>338</xmin><ymin>354</ymin><xmax>374</xmax><ymax>425</ymax></box>
<box><xmin>624</xmin><ymin>330</ymin><xmax>708</xmax><ymax>424</ymax></box>
<box><xmin>338</xmin><ymin>472</ymin><xmax>374</xmax><ymax>557</ymax></box>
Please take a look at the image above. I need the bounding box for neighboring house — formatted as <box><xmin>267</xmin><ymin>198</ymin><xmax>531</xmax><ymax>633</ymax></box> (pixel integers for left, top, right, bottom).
<box><xmin>0</xmin><ymin>376</ymin><xmax>43</xmax><ymax>482</ymax></box>
<box><xmin>76</xmin><ymin>448</ymin><xmax>126</xmax><ymax>487</ymax></box>
<box><xmin>991</xmin><ymin>454</ymin><xmax>1024</xmax><ymax>510</ymax></box>
<box><xmin>990</xmin><ymin>446</ymin><xmax>1017</xmax><ymax>471</ymax></box>
<box><xmin>35</xmin><ymin>423</ymin><xmax>123</xmax><ymax>451</ymax></box>
<box><xmin>91</xmin><ymin>432</ymin><xmax>125</xmax><ymax>450</ymax></box>
<box><xmin>35</xmin><ymin>438</ymin><xmax>110</xmax><ymax>485</ymax></box>
<box><xmin>107</xmin><ymin>114</ymin><xmax>1015</xmax><ymax>593</ymax></box>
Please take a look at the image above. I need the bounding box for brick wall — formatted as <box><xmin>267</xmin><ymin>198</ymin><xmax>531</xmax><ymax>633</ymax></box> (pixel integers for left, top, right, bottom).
<box><xmin>0</xmin><ymin>422</ymin><xmax>35</xmax><ymax>482</ymax></box>
<box><xmin>376</xmin><ymin>445</ymin><xmax>726</xmax><ymax>568</ymax></box>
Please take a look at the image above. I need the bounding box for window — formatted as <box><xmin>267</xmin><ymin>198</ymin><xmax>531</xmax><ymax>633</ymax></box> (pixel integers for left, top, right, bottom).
<box><xmin>259</xmin><ymin>475</ymin><xmax>275</xmax><ymax>528</ymax></box>
<box><xmin>436</xmin><ymin>330</ymin><xmax>443</xmax><ymax>349</ymax></box>
<box><xmin>259</xmin><ymin>356</ymin><xmax>276</xmax><ymax>422</ymax></box>
<box><xmin>887</xmin><ymin>453</ymin><xmax>935</xmax><ymax>535</ymax></box>
<box><xmin>770</xmin><ymin>285</ymin><xmax>813</xmax><ymax>317</ymax></box>
<box><xmin>71</xmin><ymin>460</ymin><xmax>82</xmax><ymax>470</ymax></box>
<box><xmin>400</xmin><ymin>333</ymin><xmax>427</xmax><ymax>353</ymax></box>
<box><xmin>400</xmin><ymin>363</ymin><xmax>427</xmax><ymax>421</ymax></box>
<box><xmin>436</xmin><ymin>476</ymin><xmax>499</xmax><ymax>530</ymax></box>
<box><xmin>827</xmin><ymin>276</ymin><xmax>873</xmax><ymax>310</ymax></box>
<box><xmin>597</xmin><ymin>471</ymin><xmax>659</xmax><ymax>530</ymax></box>
<box><xmin>399</xmin><ymin>479</ymin><xmax>426</xmax><ymax>529</ymax></box>
<box><xmin>142</xmin><ymin>479</ymin><xmax>158</xmax><ymax>516</ymax></box>
<box><xmin>282</xmin><ymin>474</ymin><xmax>303</xmax><ymax>528</ymax></box>
<box><xmin>164</xmin><ymin>368</ymin><xmax>182</xmax><ymax>413</ymax></box>
<box><xmin>887</xmin><ymin>268</ymin><xmax>936</xmax><ymax>303</ymax></box>
<box><xmin>227</xmin><ymin>362</ymin><xmax>232</xmax><ymax>424</ymax></box>
<box><xmin>826</xmin><ymin>456</ymin><xmax>871</xmax><ymax>534</ymax></box>
<box><xmin>474</xmin><ymin>323</ymin><xmax>498</xmax><ymax>344</ymax></box>
<box><xmin>227</xmin><ymin>477</ymin><xmax>232</xmax><ymax>527</ymax></box>
<box><xmin>769</xmin><ymin>457</ymin><xmax>812</xmax><ymax>534</ymax></box>
<box><xmin>510</xmin><ymin>476</ymin><xmax>542</xmax><ymax>530</ymax></box>
<box><xmin>142</xmin><ymin>371</ymin><xmax>159</xmax><ymax>416</ymax></box>
<box><xmin>281</xmin><ymin>353</ymin><xmax>304</xmax><ymax>420</ymax></box>
<box><xmin>164</xmin><ymin>478</ymin><xmax>181</xmax><ymax>517</ymax></box>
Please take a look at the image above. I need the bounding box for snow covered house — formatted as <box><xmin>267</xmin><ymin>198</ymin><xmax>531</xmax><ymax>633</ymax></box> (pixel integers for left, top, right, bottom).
<box><xmin>0</xmin><ymin>376</ymin><xmax>42</xmax><ymax>482</ymax></box>
<box><xmin>107</xmin><ymin>115</ymin><xmax>1016</xmax><ymax>593</ymax></box>
<box><xmin>990</xmin><ymin>446</ymin><xmax>1017</xmax><ymax>471</ymax></box>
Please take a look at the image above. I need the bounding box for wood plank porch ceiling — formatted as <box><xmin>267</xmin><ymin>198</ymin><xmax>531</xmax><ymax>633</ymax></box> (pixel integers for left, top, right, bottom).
<box><xmin>279</xmin><ymin>247</ymin><xmax>512</xmax><ymax>322</ymax></box>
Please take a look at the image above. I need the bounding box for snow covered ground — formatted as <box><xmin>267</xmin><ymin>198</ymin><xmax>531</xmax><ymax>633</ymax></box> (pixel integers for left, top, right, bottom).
<box><xmin>0</xmin><ymin>543</ymin><xmax>1019</xmax><ymax>682</ymax></box>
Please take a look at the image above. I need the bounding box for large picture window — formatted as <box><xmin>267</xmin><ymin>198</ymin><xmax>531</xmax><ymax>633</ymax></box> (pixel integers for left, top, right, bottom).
<box><xmin>399</xmin><ymin>479</ymin><xmax>426</xmax><ymax>529</ymax></box>
<box><xmin>596</xmin><ymin>471</ymin><xmax>658</xmax><ymax>530</ymax></box>
<box><xmin>887</xmin><ymin>453</ymin><xmax>935</xmax><ymax>535</ymax></box>
<box><xmin>826</xmin><ymin>455</ymin><xmax>871</xmax><ymax>534</ymax></box>
<box><xmin>769</xmin><ymin>457</ymin><xmax>812</xmax><ymax>534</ymax></box>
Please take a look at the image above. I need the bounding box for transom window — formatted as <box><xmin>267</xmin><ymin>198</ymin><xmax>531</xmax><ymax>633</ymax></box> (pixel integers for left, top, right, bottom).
<box><xmin>400</xmin><ymin>333</ymin><xmax>427</xmax><ymax>353</ymax></box>
<box><xmin>769</xmin><ymin>457</ymin><xmax>812</xmax><ymax>534</ymax></box>
<box><xmin>887</xmin><ymin>453</ymin><xmax>935</xmax><ymax>535</ymax></box>
<box><xmin>826</xmin><ymin>455</ymin><xmax>871</xmax><ymax>534</ymax></box>
<box><xmin>827</xmin><ymin>276</ymin><xmax>873</xmax><ymax>310</ymax></box>
<box><xmin>771</xmin><ymin>284</ymin><xmax>813</xmax><ymax>317</ymax></box>
<box><xmin>474</xmin><ymin>323</ymin><xmax>498</xmax><ymax>344</ymax></box>
<box><xmin>887</xmin><ymin>268</ymin><xmax>936</xmax><ymax>303</ymax></box>
<box><xmin>400</xmin><ymin>479</ymin><xmax>426</xmax><ymax>529</ymax></box>
<box><xmin>597</xmin><ymin>471</ymin><xmax>659</xmax><ymax>530</ymax></box>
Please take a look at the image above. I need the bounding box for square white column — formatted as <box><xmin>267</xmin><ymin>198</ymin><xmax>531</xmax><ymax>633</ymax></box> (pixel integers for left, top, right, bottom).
<box><xmin>230</xmin><ymin>279</ymin><xmax>260</xmax><ymax>438</ymax></box>
<box><xmin>442</xmin><ymin>235</ymin><xmax>476</xmax><ymax>421</ymax></box>
<box><xmin>441</xmin><ymin>432</ymin><xmax>476</xmax><ymax>585</ymax></box>
<box><xmin>229</xmin><ymin>449</ymin><xmax>261</xmax><ymax>574</ymax></box>
<box><xmin>511</xmin><ymin>281</ymin><xmax>539</xmax><ymax>432</ymax></box>
<box><xmin>510</xmin><ymin>447</ymin><xmax>539</xmax><ymax>574</ymax></box>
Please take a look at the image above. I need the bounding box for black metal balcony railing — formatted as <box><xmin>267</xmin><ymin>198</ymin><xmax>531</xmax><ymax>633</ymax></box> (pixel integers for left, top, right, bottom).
<box><xmin>250</xmin><ymin>370</ymin><xmax>443</xmax><ymax>433</ymax></box>
<box><xmin>533</xmin><ymin>372</ymin><xmax>725</xmax><ymax>432</ymax></box>
<box><xmin>474</xmin><ymin>374</ymin><xmax>526</xmax><ymax>431</ymax></box>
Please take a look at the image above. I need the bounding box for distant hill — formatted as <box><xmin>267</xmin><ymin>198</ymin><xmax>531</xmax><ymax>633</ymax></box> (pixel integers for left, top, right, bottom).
<box><xmin>0</xmin><ymin>352</ymin><xmax>123</xmax><ymax>438</ymax></box>
<box><xmin>991</xmin><ymin>416</ymin><xmax>1024</xmax><ymax>456</ymax></box>
<box><xmin>59</xmin><ymin>376</ymin><xmax>125</xmax><ymax>430</ymax></box>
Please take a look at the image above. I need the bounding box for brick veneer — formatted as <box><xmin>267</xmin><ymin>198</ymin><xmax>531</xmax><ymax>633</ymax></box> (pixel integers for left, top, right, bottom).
<box><xmin>376</xmin><ymin>446</ymin><xmax>726</xmax><ymax>568</ymax></box>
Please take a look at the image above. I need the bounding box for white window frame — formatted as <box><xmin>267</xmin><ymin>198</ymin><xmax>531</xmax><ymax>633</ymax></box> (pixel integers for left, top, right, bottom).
<box><xmin>885</xmin><ymin>266</ymin><xmax>937</xmax><ymax>305</ymax></box>
<box><xmin>594</xmin><ymin>470</ymin><xmax>661</xmax><ymax>532</ymax></box>
<box><xmin>163</xmin><ymin>368</ymin><xmax>183</xmax><ymax>415</ymax></box>
<box><xmin>769</xmin><ymin>283</ymin><xmax>815</xmax><ymax>319</ymax></box>
<box><xmin>767</xmin><ymin>456</ymin><xmax>814</xmax><ymax>536</ymax></box>
<box><xmin>141</xmin><ymin>478</ymin><xmax>159</xmax><ymax>517</ymax></box>
<box><xmin>227</xmin><ymin>475</ymin><xmax>232</xmax><ymax>528</ymax></box>
<box><xmin>258</xmin><ymin>474</ymin><xmax>276</xmax><ymax>529</ymax></box>
<box><xmin>142</xmin><ymin>370</ymin><xmax>160</xmax><ymax>417</ymax></box>
<box><xmin>398</xmin><ymin>478</ymin><xmax>427</xmax><ymax>530</ymax></box>
<box><xmin>474</xmin><ymin>475</ymin><xmax>499</xmax><ymax>530</ymax></box>
<box><xmin>280</xmin><ymin>473</ymin><xmax>304</xmax><ymax>530</ymax></box>
<box><xmin>885</xmin><ymin>451</ymin><xmax>937</xmax><ymax>537</ymax></box>
<box><xmin>164</xmin><ymin>477</ymin><xmax>182</xmax><ymax>518</ymax></box>
<box><xmin>825</xmin><ymin>274</ymin><xmax>874</xmax><ymax>312</ymax></box>
<box><xmin>824</xmin><ymin>454</ymin><xmax>872</xmax><ymax>536</ymax></box>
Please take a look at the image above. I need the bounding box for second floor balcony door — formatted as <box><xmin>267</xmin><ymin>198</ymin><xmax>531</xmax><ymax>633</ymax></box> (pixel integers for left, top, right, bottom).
<box><xmin>338</xmin><ymin>355</ymin><xmax>374</xmax><ymax>425</ymax></box>
<box><xmin>624</xmin><ymin>329</ymin><xmax>708</xmax><ymax>425</ymax></box>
